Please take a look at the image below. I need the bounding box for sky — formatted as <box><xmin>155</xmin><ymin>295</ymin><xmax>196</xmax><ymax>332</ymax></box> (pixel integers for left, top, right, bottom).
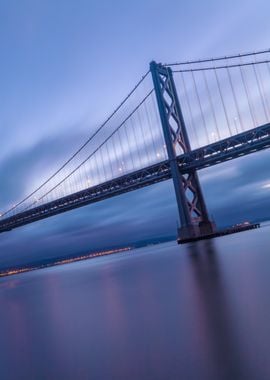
<box><xmin>1</xmin><ymin>0</ymin><xmax>270</xmax><ymax>267</ymax></box>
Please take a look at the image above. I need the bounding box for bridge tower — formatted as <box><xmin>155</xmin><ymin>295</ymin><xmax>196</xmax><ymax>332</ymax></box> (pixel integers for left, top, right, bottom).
<box><xmin>150</xmin><ymin>61</ymin><xmax>215</xmax><ymax>241</ymax></box>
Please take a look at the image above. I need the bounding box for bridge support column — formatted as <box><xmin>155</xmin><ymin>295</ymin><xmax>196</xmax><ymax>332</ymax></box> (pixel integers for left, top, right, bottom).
<box><xmin>150</xmin><ymin>61</ymin><xmax>215</xmax><ymax>242</ymax></box>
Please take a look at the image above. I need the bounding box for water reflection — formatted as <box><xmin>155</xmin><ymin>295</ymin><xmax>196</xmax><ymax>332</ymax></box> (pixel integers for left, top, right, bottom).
<box><xmin>1</xmin><ymin>232</ymin><xmax>270</xmax><ymax>379</ymax></box>
<box><xmin>187</xmin><ymin>241</ymin><xmax>249</xmax><ymax>379</ymax></box>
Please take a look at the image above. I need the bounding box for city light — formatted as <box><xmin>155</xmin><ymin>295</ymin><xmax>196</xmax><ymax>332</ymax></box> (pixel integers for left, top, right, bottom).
<box><xmin>0</xmin><ymin>246</ymin><xmax>133</xmax><ymax>278</ymax></box>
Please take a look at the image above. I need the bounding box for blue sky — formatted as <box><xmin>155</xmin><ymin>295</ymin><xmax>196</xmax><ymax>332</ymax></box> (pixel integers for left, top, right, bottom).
<box><xmin>1</xmin><ymin>0</ymin><xmax>270</xmax><ymax>267</ymax></box>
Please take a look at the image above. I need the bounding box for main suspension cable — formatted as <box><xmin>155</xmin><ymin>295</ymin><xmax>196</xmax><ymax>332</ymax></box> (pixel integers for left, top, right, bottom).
<box><xmin>165</xmin><ymin>48</ymin><xmax>270</xmax><ymax>66</ymax></box>
<box><xmin>172</xmin><ymin>60</ymin><xmax>270</xmax><ymax>73</ymax></box>
<box><xmin>1</xmin><ymin>70</ymin><xmax>150</xmax><ymax>218</ymax></box>
<box><xmin>22</xmin><ymin>89</ymin><xmax>154</xmax><ymax>212</ymax></box>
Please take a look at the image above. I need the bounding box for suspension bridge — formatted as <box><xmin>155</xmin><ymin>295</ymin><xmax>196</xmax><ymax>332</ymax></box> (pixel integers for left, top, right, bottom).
<box><xmin>1</xmin><ymin>49</ymin><xmax>270</xmax><ymax>242</ymax></box>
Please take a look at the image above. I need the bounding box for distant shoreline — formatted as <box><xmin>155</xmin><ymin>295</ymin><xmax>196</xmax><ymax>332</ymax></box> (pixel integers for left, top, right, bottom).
<box><xmin>0</xmin><ymin>235</ymin><xmax>176</xmax><ymax>279</ymax></box>
<box><xmin>0</xmin><ymin>246</ymin><xmax>132</xmax><ymax>278</ymax></box>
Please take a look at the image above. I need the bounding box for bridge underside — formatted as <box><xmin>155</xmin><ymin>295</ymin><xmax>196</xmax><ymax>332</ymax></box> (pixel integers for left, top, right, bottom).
<box><xmin>1</xmin><ymin>123</ymin><xmax>270</xmax><ymax>233</ymax></box>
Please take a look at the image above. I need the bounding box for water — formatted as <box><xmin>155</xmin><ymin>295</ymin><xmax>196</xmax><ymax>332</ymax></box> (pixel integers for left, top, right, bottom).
<box><xmin>1</xmin><ymin>225</ymin><xmax>270</xmax><ymax>380</ymax></box>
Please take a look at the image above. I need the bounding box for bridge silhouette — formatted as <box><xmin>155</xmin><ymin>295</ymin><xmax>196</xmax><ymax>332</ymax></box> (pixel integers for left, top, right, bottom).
<box><xmin>1</xmin><ymin>49</ymin><xmax>270</xmax><ymax>242</ymax></box>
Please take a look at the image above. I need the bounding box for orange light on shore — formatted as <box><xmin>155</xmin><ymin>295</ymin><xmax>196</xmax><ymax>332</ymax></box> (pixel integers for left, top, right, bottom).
<box><xmin>0</xmin><ymin>247</ymin><xmax>133</xmax><ymax>278</ymax></box>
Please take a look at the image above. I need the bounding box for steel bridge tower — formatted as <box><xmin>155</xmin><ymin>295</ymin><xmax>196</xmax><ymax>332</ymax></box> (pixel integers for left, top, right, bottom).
<box><xmin>150</xmin><ymin>61</ymin><xmax>215</xmax><ymax>241</ymax></box>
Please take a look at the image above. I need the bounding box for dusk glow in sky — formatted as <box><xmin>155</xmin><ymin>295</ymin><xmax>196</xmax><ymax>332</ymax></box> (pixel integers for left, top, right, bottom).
<box><xmin>1</xmin><ymin>0</ymin><xmax>270</xmax><ymax>267</ymax></box>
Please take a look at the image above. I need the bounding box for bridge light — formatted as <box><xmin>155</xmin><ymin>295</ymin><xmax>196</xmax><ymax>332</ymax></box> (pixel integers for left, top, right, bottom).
<box><xmin>156</xmin><ymin>152</ymin><xmax>161</xmax><ymax>158</ymax></box>
<box><xmin>211</xmin><ymin>132</ymin><xmax>217</xmax><ymax>142</ymax></box>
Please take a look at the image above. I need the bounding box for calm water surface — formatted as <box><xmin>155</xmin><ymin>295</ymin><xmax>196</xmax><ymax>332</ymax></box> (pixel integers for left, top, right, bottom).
<box><xmin>1</xmin><ymin>225</ymin><xmax>270</xmax><ymax>380</ymax></box>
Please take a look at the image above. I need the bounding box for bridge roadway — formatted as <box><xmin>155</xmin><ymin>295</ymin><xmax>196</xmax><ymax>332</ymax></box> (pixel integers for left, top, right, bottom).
<box><xmin>1</xmin><ymin>123</ymin><xmax>270</xmax><ymax>233</ymax></box>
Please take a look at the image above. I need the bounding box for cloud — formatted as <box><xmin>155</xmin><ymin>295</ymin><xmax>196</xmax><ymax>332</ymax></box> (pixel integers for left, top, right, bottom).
<box><xmin>0</xmin><ymin>126</ymin><xmax>93</xmax><ymax>210</ymax></box>
<box><xmin>0</xmin><ymin>179</ymin><xmax>178</xmax><ymax>268</ymax></box>
<box><xmin>199</xmin><ymin>149</ymin><xmax>270</xmax><ymax>224</ymax></box>
<box><xmin>1</xmin><ymin>0</ymin><xmax>270</xmax><ymax>269</ymax></box>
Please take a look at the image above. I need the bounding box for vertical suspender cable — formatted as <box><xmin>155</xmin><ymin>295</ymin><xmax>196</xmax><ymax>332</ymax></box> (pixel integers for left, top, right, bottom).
<box><xmin>105</xmin><ymin>143</ymin><xmax>114</xmax><ymax>180</ymax></box>
<box><xmin>214</xmin><ymin>67</ymin><xmax>232</xmax><ymax>136</ymax></box>
<box><xmin>226</xmin><ymin>66</ymin><xmax>244</xmax><ymax>132</ymax></box>
<box><xmin>131</xmin><ymin>114</ymin><xmax>143</xmax><ymax>167</ymax></box>
<box><xmin>202</xmin><ymin>70</ymin><xmax>221</xmax><ymax>140</ymax></box>
<box><xmin>191</xmin><ymin>70</ymin><xmax>210</xmax><ymax>144</ymax></box>
<box><xmin>94</xmin><ymin>153</ymin><xmax>100</xmax><ymax>185</ymax></box>
<box><xmin>124</xmin><ymin>120</ymin><xmax>135</xmax><ymax>170</ymax></box>
<box><xmin>266</xmin><ymin>62</ymin><xmax>270</xmax><ymax>90</ymax></box>
<box><xmin>137</xmin><ymin>106</ymin><xmax>151</xmax><ymax>165</ymax></box>
<box><xmin>252</xmin><ymin>54</ymin><xmax>269</xmax><ymax>121</ymax></box>
<box><xmin>117</xmin><ymin>129</ymin><xmax>126</xmax><ymax>173</ymax></box>
<box><xmin>96</xmin><ymin>150</ymin><xmax>103</xmax><ymax>183</ymax></box>
<box><xmin>100</xmin><ymin>146</ymin><xmax>108</xmax><ymax>181</ymax></box>
<box><xmin>151</xmin><ymin>94</ymin><xmax>167</xmax><ymax>158</ymax></box>
<box><xmin>111</xmin><ymin>134</ymin><xmax>119</xmax><ymax>173</ymax></box>
<box><xmin>144</xmin><ymin>98</ymin><xmax>158</xmax><ymax>160</ymax></box>
<box><xmin>152</xmin><ymin>92</ymin><xmax>167</xmax><ymax>158</ymax></box>
<box><xmin>239</xmin><ymin>63</ymin><xmax>256</xmax><ymax>127</ymax></box>
<box><xmin>180</xmin><ymin>72</ymin><xmax>200</xmax><ymax>147</ymax></box>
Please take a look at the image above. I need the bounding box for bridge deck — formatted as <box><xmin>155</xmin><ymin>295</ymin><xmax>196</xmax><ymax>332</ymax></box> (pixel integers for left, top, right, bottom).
<box><xmin>1</xmin><ymin>123</ymin><xmax>270</xmax><ymax>233</ymax></box>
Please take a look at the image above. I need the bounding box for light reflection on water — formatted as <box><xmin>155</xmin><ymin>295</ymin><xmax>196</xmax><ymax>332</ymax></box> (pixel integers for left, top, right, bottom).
<box><xmin>1</xmin><ymin>226</ymin><xmax>270</xmax><ymax>379</ymax></box>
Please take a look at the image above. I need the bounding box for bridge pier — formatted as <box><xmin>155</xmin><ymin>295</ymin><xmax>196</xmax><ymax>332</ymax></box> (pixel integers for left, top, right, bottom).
<box><xmin>150</xmin><ymin>61</ymin><xmax>215</xmax><ymax>242</ymax></box>
<box><xmin>178</xmin><ymin>220</ymin><xmax>216</xmax><ymax>240</ymax></box>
